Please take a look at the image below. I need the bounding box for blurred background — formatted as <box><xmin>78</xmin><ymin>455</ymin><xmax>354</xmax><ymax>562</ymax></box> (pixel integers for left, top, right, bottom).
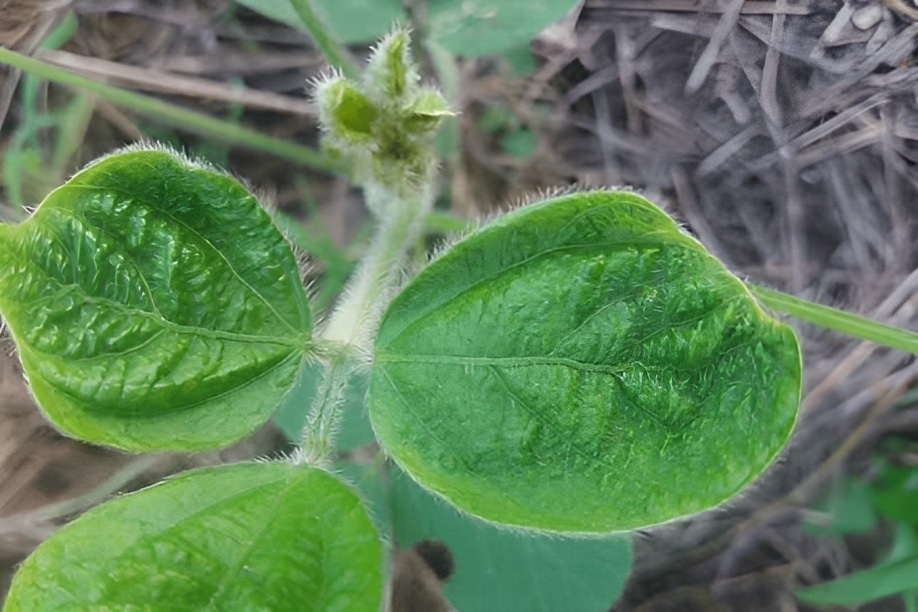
<box><xmin>1</xmin><ymin>1</ymin><xmax>917</xmax><ymax>610</ymax></box>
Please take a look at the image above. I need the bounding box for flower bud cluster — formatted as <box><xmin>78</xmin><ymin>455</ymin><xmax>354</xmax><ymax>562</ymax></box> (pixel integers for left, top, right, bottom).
<box><xmin>314</xmin><ymin>29</ymin><xmax>452</xmax><ymax>214</ymax></box>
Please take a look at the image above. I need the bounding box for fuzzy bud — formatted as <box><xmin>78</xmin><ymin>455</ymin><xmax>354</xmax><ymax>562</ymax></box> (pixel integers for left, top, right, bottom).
<box><xmin>312</xmin><ymin>28</ymin><xmax>455</xmax><ymax>206</ymax></box>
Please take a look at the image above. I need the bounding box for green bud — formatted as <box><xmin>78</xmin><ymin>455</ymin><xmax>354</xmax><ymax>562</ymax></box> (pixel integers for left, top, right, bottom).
<box><xmin>315</xmin><ymin>76</ymin><xmax>378</xmax><ymax>146</ymax></box>
<box><xmin>313</xmin><ymin>28</ymin><xmax>451</xmax><ymax>199</ymax></box>
<box><xmin>403</xmin><ymin>88</ymin><xmax>453</xmax><ymax>135</ymax></box>
<box><xmin>366</xmin><ymin>29</ymin><xmax>419</xmax><ymax>101</ymax></box>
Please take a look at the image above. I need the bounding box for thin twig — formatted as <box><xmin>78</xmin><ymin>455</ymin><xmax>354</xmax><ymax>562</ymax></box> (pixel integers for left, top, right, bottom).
<box><xmin>36</xmin><ymin>49</ymin><xmax>316</xmax><ymax>116</ymax></box>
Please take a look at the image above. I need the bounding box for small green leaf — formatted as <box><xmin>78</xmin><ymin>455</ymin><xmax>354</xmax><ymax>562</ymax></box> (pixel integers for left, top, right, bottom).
<box><xmin>501</xmin><ymin>43</ymin><xmax>539</xmax><ymax>75</ymax></box>
<box><xmin>317</xmin><ymin>77</ymin><xmax>378</xmax><ymax>142</ymax></box>
<box><xmin>0</xmin><ymin>146</ymin><xmax>312</xmax><ymax>451</ymax></box>
<box><xmin>369</xmin><ymin>29</ymin><xmax>411</xmax><ymax>99</ymax></box>
<box><xmin>499</xmin><ymin>127</ymin><xmax>537</xmax><ymax>159</ymax></box>
<box><xmin>803</xmin><ymin>476</ymin><xmax>877</xmax><ymax>536</ymax></box>
<box><xmin>477</xmin><ymin>106</ymin><xmax>515</xmax><ymax>132</ymax></box>
<box><xmin>403</xmin><ymin>89</ymin><xmax>453</xmax><ymax>134</ymax></box>
<box><xmin>4</xmin><ymin>462</ymin><xmax>383</xmax><ymax>611</ymax></box>
<box><xmin>368</xmin><ymin>189</ymin><xmax>801</xmax><ymax>533</ymax></box>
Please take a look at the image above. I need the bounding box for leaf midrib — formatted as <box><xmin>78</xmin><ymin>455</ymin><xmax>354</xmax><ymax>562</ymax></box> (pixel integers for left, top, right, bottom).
<box><xmin>378</xmin><ymin>235</ymin><xmax>688</xmax><ymax>348</ymax></box>
<box><xmin>56</xmin><ymin>183</ymin><xmax>310</xmax><ymax>337</ymax></box>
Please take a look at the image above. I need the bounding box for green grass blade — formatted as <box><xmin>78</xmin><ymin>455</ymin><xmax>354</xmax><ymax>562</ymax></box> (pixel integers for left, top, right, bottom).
<box><xmin>0</xmin><ymin>47</ymin><xmax>336</xmax><ymax>171</ymax></box>
<box><xmin>287</xmin><ymin>0</ymin><xmax>360</xmax><ymax>78</ymax></box>
<box><xmin>750</xmin><ymin>284</ymin><xmax>918</xmax><ymax>354</ymax></box>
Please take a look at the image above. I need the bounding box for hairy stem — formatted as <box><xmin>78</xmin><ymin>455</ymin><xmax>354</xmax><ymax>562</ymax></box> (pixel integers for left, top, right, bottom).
<box><xmin>322</xmin><ymin>181</ymin><xmax>434</xmax><ymax>349</ymax></box>
<box><xmin>298</xmin><ymin>355</ymin><xmax>354</xmax><ymax>466</ymax></box>
<box><xmin>298</xmin><ymin>28</ymin><xmax>445</xmax><ymax>462</ymax></box>
<box><xmin>288</xmin><ymin>0</ymin><xmax>360</xmax><ymax>79</ymax></box>
<box><xmin>750</xmin><ymin>283</ymin><xmax>918</xmax><ymax>354</ymax></box>
<box><xmin>301</xmin><ymin>180</ymin><xmax>433</xmax><ymax>460</ymax></box>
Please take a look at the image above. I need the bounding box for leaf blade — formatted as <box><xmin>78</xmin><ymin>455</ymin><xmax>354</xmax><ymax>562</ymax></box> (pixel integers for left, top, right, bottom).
<box><xmin>369</xmin><ymin>189</ymin><xmax>801</xmax><ymax>532</ymax></box>
<box><xmin>0</xmin><ymin>146</ymin><xmax>312</xmax><ymax>451</ymax></box>
<box><xmin>234</xmin><ymin>0</ymin><xmax>404</xmax><ymax>44</ymax></box>
<box><xmin>427</xmin><ymin>0</ymin><xmax>576</xmax><ymax>57</ymax></box>
<box><xmin>235</xmin><ymin>0</ymin><xmax>574</xmax><ymax>57</ymax></box>
<box><xmin>796</xmin><ymin>555</ymin><xmax>918</xmax><ymax>605</ymax></box>
<box><xmin>387</xmin><ymin>464</ymin><xmax>632</xmax><ymax>611</ymax></box>
<box><xmin>3</xmin><ymin>462</ymin><xmax>382</xmax><ymax>611</ymax></box>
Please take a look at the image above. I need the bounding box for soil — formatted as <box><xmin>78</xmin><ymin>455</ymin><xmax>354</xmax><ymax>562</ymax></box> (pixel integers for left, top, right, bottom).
<box><xmin>1</xmin><ymin>1</ymin><xmax>917</xmax><ymax>610</ymax></box>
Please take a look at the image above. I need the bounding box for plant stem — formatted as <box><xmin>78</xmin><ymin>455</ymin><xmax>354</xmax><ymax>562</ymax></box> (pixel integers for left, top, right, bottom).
<box><xmin>297</xmin><ymin>28</ymin><xmax>444</xmax><ymax>462</ymax></box>
<box><xmin>750</xmin><ymin>283</ymin><xmax>918</xmax><ymax>354</ymax></box>
<box><xmin>300</xmin><ymin>181</ymin><xmax>433</xmax><ymax>461</ymax></box>
<box><xmin>322</xmin><ymin>181</ymin><xmax>433</xmax><ymax>349</ymax></box>
<box><xmin>288</xmin><ymin>0</ymin><xmax>360</xmax><ymax>79</ymax></box>
<box><xmin>298</xmin><ymin>354</ymin><xmax>354</xmax><ymax>466</ymax></box>
<box><xmin>0</xmin><ymin>47</ymin><xmax>335</xmax><ymax>171</ymax></box>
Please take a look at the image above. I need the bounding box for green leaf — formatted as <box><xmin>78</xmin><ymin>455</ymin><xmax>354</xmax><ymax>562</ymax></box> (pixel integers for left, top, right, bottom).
<box><xmin>426</xmin><ymin>0</ymin><xmax>576</xmax><ymax>57</ymax></box>
<box><xmin>235</xmin><ymin>0</ymin><xmax>574</xmax><ymax>57</ymax></box>
<box><xmin>234</xmin><ymin>0</ymin><xmax>404</xmax><ymax>44</ymax></box>
<box><xmin>499</xmin><ymin>127</ymin><xmax>538</xmax><ymax>159</ymax></box>
<box><xmin>873</xmin><ymin>463</ymin><xmax>918</xmax><ymax>527</ymax></box>
<box><xmin>804</xmin><ymin>476</ymin><xmax>877</xmax><ymax>537</ymax></box>
<box><xmin>368</xmin><ymin>189</ymin><xmax>801</xmax><ymax>533</ymax></box>
<box><xmin>4</xmin><ymin>462</ymin><xmax>383</xmax><ymax>611</ymax></box>
<box><xmin>501</xmin><ymin>43</ymin><xmax>539</xmax><ymax>75</ymax></box>
<box><xmin>0</xmin><ymin>146</ymin><xmax>312</xmax><ymax>451</ymax></box>
<box><xmin>388</xmin><ymin>465</ymin><xmax>632</xmax><ymax>611</ymax></box>
<box><xmin>404</xmin><ymin>89</ymin><xmax>453</xmax><ymax>134</ymax></box>
<box><xmin>318</xmin><ymin>78</ymin><xmax>378</xmax><ymax>141</ymax></box>
<box><xmin>797</xmin><ymin>557</ymin><xmax>918</xmax><ymax>605</ymax></box>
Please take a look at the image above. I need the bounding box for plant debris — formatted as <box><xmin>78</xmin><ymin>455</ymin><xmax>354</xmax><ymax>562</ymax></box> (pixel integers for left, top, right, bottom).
<box><xmin>533</xmin><ymin>1</ymin><xmax>918</xmax><ymax>609</ymax></box>
<box><xmin>1</xmin><ymin>0</ymin><xmax>917</xmax><ymax>609</ymax></box>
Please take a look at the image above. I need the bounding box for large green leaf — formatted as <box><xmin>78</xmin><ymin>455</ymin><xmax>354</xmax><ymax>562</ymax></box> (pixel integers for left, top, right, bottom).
<box><xmin>388</xmin><ymin>465</ymin><xmax>632</xmax><ymax>611</ymax></box>
<box><xmin>0</xmin><ymin>147</ymin><xmax>312</xmax><ymax>451</ymax></box>
<box><xmin>4</xmin><ymin>462</ymin><xmax>383</xmax><ymax>611</ymax></box>
<box><xmin>234</xmin><ymin>0</ymin><xmax>404</xmax><ymax>45</ymax></box>
<box><xmin>426</xmin><ymin>0</ymin><xmax>576</xmax><ymax>57</ymax></box>
<box><xmin>234</xmin><ymin>0</ymin><xmax>575</xmax><ymax>57</ymax></box>
<box><xmin>368</xmin><ymin>189</ymin><xmax>801</xmax><ymax>533</ymax></box>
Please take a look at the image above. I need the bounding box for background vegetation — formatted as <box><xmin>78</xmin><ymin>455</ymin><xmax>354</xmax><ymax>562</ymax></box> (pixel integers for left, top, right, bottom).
<box><xmin>1</xmin><ymin>0</ymin><xmax>917</xmax><ymax>609</ymax></box>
